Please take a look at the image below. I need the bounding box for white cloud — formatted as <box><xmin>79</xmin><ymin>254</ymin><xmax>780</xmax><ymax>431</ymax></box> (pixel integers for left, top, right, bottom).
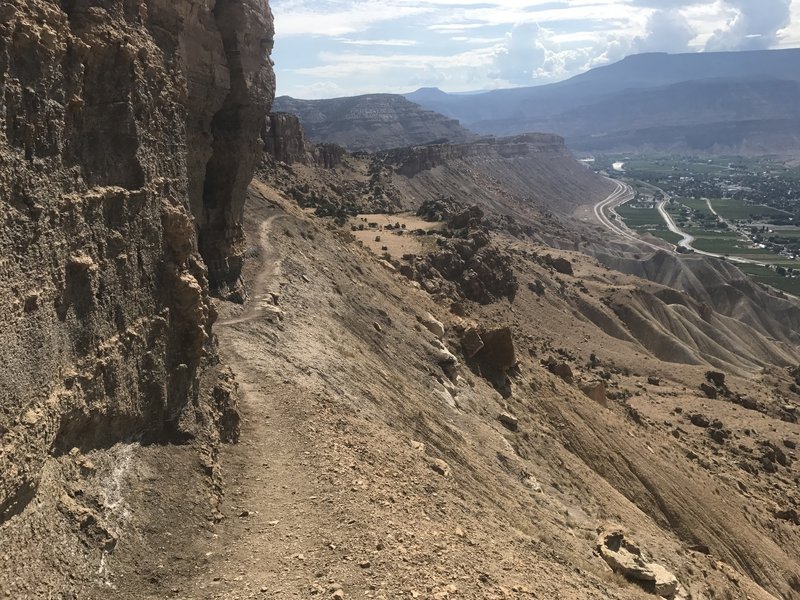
<box><xmin>633</xmin><ymin>9</ymin><xmax>697</xmax><ymax>53</ymax></box>
<box><xmin>272</xmin><ymin>0</ymin><xmax>799</xmax><ymax>97</ymax></box>
<box><xmin>427</xmin><ymin>23</ymin><xmax>487</xmax><ymax>32</ymax></box>
<box><xmin>292</xmin><ymin>47</ymin><xmax>497</xmax><ymax>79</ymax></box>
<box><xmin>274</xmin><ymin>1</ymin><xmax>432</xmax><ymax>37</ymax></box>
<box><xmin>340</xmin><ymin>38</ymin><xmax>419</xmax><ymax>46</ymax></box>
<box><xmin>706</xmin><ymin>0</ymin><xmax>793</xmax><ymax>50</ymax></box>
<box><xmin>490</xmin><ymin>23</ymin><xmax>563</xmax><ymax>83</ymax></box>
<box><xmin>776</xmin><ymin>0</ymin><xmax>800</xmax><ymax>47</ymax></box>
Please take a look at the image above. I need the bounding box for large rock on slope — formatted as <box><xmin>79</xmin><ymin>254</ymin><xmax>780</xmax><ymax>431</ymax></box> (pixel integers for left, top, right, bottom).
<box><xmin>0</xmin><ymin>0</ymin><xmax>273</xmax><ymax>533</ymax></box>
<box><xmin>597</xmin><ymin>530</ymin><xmax>680</xmax><ymax>598</ymax></box>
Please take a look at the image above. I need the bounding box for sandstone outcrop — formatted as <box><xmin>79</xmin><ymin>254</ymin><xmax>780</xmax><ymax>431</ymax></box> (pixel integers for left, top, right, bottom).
<box><xmin>580</xmin><ymin>380</ymin><xmax>608</xmax><ymax>405</ymax></box>
<box><xmin>0</xmin><ymin>0</ymin><xmax>273</xmax><ymax>537</ymax></box>
<box><xmin>543</xmin><ymin>359</ymin><xmax>574</xmax><ymax>384</ymax></box>
<box><xmin>406</xmin><ymin>229</ymin><xmax>518</xmax><ymax>304</ymax></box>
<box><xmin>264</xmin><ymin>112</ymin><xmax>313</xmax><ymax>164</ymax></box>
<box><xmin>476</xmin><ymin>327</ymin><xmax>516</xmax><ymax>372</ymax></box>
<box><xmin>420</xmin><ymin>312</ymin><xmax>445</xmax><ymax>339</ymax></box>
<box><xmin>263</xmin><ymin>112</ymin><xmax>344</xmax><ymax>168</ymax></box>
<box><xmin>597</xmin><ymin>529</ymin><xmax>681</xmax><ymax>598</ymax></box>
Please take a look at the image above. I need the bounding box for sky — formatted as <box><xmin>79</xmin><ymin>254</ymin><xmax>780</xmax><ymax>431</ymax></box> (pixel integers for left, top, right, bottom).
<box><xmin>271</xmin><ymin>0</ymin><xmax>800</xmax><ymax>98</ymax></box>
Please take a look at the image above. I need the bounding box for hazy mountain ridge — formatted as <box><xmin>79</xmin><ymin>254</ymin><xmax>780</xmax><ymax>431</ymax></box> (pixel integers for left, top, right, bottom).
<box><xmin>406</xmin><ymin>49</ymin><xmax>800</xmax><ymax>154</ymax></box>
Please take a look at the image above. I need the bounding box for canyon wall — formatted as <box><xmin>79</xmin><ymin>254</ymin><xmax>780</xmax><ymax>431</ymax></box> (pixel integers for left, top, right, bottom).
<box><xmin>273</xmin><ymin>93</ymin><xmax>476</xmax><ymax>151</ymax></box>
<box><xmin>0</xmin><ymin>0</ymin><xmax>273</xmax><ymax>523</ymax></box>
<box><xmin>380</xmin><ymin>133</ymin><xmax>569</xmax><ymax>177</ymax></box>
<box><xmin>263</xmin><ymin>111</ymin><xmax>345</xmax><ymax>168</ymax></box>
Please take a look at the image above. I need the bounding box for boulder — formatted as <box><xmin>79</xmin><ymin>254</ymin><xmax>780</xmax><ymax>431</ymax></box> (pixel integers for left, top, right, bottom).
<box><xmin>647</xmin><ymin>376</ymin><xmax>661</xmax><ymax>386</ymax></box>
<box><xmin>449</xmin><ymin>205</ymin><xmax>484</xmax><ymax>229</ymax></box>
<box><xmin>429</xmin><ymin>458</ymin><xmax>451</xmax><ymax>477</ymax></box>
<box><xmin>580</xmin><ymin>380</ymin><xmax>607</xmax><ymax>406</ymax></box>
<box><xmin>477</xmin><ymin>328</ymin><xmax>516</xmax><ymax>372</ymax></box>
<box><xmin>544</xmin><ymin>255</ymin><xmax>573</xmax><ymax>275</ymax></box>
<box><xmin>775</xmin><ymin>508</ymin><xmax>800</xmax><ymax>525</ymax></box>
<box><xmin>431</xmin><ymin>341</ymin><xmax>459</xmax><ymax>379</ymax></box>
<box><xmin>708</xmin><ymin>428</ymin><xmax>730</xmax><ymax>444</ymax></box>
<box><xmin>649</xmin><ymin>564</ymin><xmax>680</xmax><ymax>598</ymax></box>
<box><xmin>699</xmin><ymin>383</ymin><xmax>717</xmax><ymax>399</ymax></box>
<box><xmin>420</xmin><ymin>312</ymin><xmax>445</xmax><ymax>339</ymax></box>
<box><xmin>690</xmin><ymin>413</ymin><xmax>710</xmax><ymax>428</ymax></box>
<box><xmin>597</xmin><ymin>529</ymin><xmax>679</xmax><ymax>598</ymax></box>
<box><xmin>705</xmin><ymin>371</ymin><xmax>725</xmax><ymax>387</ymax></box>
<box><xmin>498</xmin><ymin>412</ymin><xmax>519</xmax><ymax>431</ymax></box>
<box><xmin>528</xmin><ymin>280</ymin><xmax>545</xmax><ymax>295</ymax></box>
<box><xmin>461</xmin><ymin>328</ymin><xmax>484</xmax><ymax>358</ymax></box>
<box><xmin>549</xmin><ymin>361</ymin><xmax>573</xmax><ymax>384</ymax></box>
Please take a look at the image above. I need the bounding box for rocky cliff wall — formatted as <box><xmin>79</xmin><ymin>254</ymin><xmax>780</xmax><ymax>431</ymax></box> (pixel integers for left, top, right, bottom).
<box><xmin>381</xmin><ymin>133</ymin><xmax>568</xmax><ymax>177</ymax></box>
<box><xmin>264</xmin><ymin>112</ymin><xmax>312</xmax><ymax>164</ymax></box>
<box><xmin>273</xmin><ymin>93</ymin><xmax>476</xmax><ymax>151</ymax></box>
<box><xmin>0</xmin><ymin>0</ymin><xmax>273</xmax><ymax>524</ymax></box>
<box><xmin>263</xmin><ymin>111</ymin><xmax>345</xmax><ymax>168</ymax></box>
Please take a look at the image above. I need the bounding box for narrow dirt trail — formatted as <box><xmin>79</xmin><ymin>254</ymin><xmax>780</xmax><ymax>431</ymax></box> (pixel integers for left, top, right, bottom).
<box><xmin>184</xmin><ymin>350</ymin><xmax>330</xmax><ymax>599</ymax></box>
<box><xmin>138</xmin><ymin>178</ymin><xmax>800</xmax><ymax>600</ymax></box>
<box><xmin>183</xmin><ymin>193</ymin><xmax>339</xmax><ymax>598</ymax></box>
<box><xmin>216</xmin><ymin>210</ymin><xmax>284</xmax><ymax>327</ymax></box>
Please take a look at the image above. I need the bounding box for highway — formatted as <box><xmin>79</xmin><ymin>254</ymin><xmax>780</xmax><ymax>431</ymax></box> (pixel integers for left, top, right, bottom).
<box><xmin>592</xmin><ymin>181</ymin><xmax>764</xmax><ymax>265</ymax></box>
<box><xmin>655</xmin><ymin>198</ymin><xmax>761</xmax><ymax>264</ymax></box>
<box><xmin>656</xmin><ymin>199</ymin><xmax>694</xmax><ymax>250</ymax></box>
<box><xmin>593</xmin><ymin>179</ymin><xmax>667</xmax><ymax>252</ymax></box>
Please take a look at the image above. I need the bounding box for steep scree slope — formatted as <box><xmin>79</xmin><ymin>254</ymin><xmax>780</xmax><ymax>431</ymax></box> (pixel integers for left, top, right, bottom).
<box><xmin>0</xmin><ymin>0</ymin><xmax>273</xmax><ymax>596</ymax></box>
<box><xmin>179</xmin><ymin>157</ymin><xmax>800</xmax><ymax>599</ymax></box>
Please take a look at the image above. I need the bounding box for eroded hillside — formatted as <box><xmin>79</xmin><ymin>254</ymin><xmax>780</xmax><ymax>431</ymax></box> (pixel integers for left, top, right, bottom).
<box><xmin>272</xmin><ymin>94</ymin><xmax>476</xmax><ymax>151</ymax></box>
<box><xmin>136</xmin><ymin>119</ymin><xmax>798</xmax><ymax>600</ymax></box>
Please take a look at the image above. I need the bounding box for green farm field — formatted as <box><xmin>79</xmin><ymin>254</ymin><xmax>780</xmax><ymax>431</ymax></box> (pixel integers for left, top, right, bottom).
<box><xmin>738</xmin><ymin>264</ymin><xmax>800</xmax><ymax>296</ymax></box>
<box><xmin>615</xmin><ymin>203</ymin><xmax>662</xmax><ymax>227</ymax></box>
<box><xmin>615</xmin><ymin>203</ymin><xmax>682</xmax><ymax>246</ymax></box>
<box><xmin>675</xmin><ymin>197</ymin><xmax>714</xmax><ymax>216</ymax></box>
<box><xmin>707</xmin><ymin>198</ymin><xmax>790</xmax><ymax>220</ymax></box>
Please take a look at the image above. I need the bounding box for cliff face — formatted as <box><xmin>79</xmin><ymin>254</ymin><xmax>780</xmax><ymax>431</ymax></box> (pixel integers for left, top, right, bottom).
<box><xmin>272</xmin><ymin>93</ymin><xmax>476</xmax><ymax>151</ymax></box>
<box><xmin>380</xmin><ymin>133</ymin><xmax>568</xmax><ymax>177</ymax></box>
<box><xmin>0</xmin><ymin>0</ymin><xmax>273</xmax><ymax>528</ymax></box>
<box><xmin>263</xmin><ymin>111</ymin><xmax>345</xmax><ymax>168</ymax></box>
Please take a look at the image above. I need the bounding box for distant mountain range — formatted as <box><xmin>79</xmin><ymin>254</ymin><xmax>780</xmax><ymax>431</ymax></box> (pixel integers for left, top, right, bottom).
<box><xmin>271</xmin><ymin>94</ymin><xmax>474</xmax><ymax>151</ymax></box>
<box><xmin>406</xmin><ymin>49</ymin><xmax>800</xmax><ymax>154</ymax></box>
<box><xmin>274</xmin><ymin>49</ymin><xmax>800</xmax><ymax>155</ymax></box>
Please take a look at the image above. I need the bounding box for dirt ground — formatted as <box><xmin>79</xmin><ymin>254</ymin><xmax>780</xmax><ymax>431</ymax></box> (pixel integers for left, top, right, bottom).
<box><xmin>349</xmin><ymin>213</ymin><xmax>444</xmax><ymax>258</ymax></box>
<box><xmin>117</xmin><ymin>174</ymin><xmax>799</xmax><ymax>600</ymax></box>
<box><xmin>9</xmin><ymin>157</ymin><xmax>797</xmax><ymax>600</ymax></box>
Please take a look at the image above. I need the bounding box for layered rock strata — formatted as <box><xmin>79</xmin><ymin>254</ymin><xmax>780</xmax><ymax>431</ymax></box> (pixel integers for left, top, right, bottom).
<box><xmin>263</xmin><ymin>112</ymin><xmax>344</xmax><ymax>168</ymax></box>
<box><xmin>380</xmin><ymin>133</ymin><xmax>568</xmax><ymax>177</ymax></box>
<box><xmin>272</xmin><ymin>93</ymin><xmax>475</xmax><ymax>151</ymax></box>
<box><xmin>0</xmin><ymin>0</ymin><xmax>273</xmax><ymax>523</ymax></box>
